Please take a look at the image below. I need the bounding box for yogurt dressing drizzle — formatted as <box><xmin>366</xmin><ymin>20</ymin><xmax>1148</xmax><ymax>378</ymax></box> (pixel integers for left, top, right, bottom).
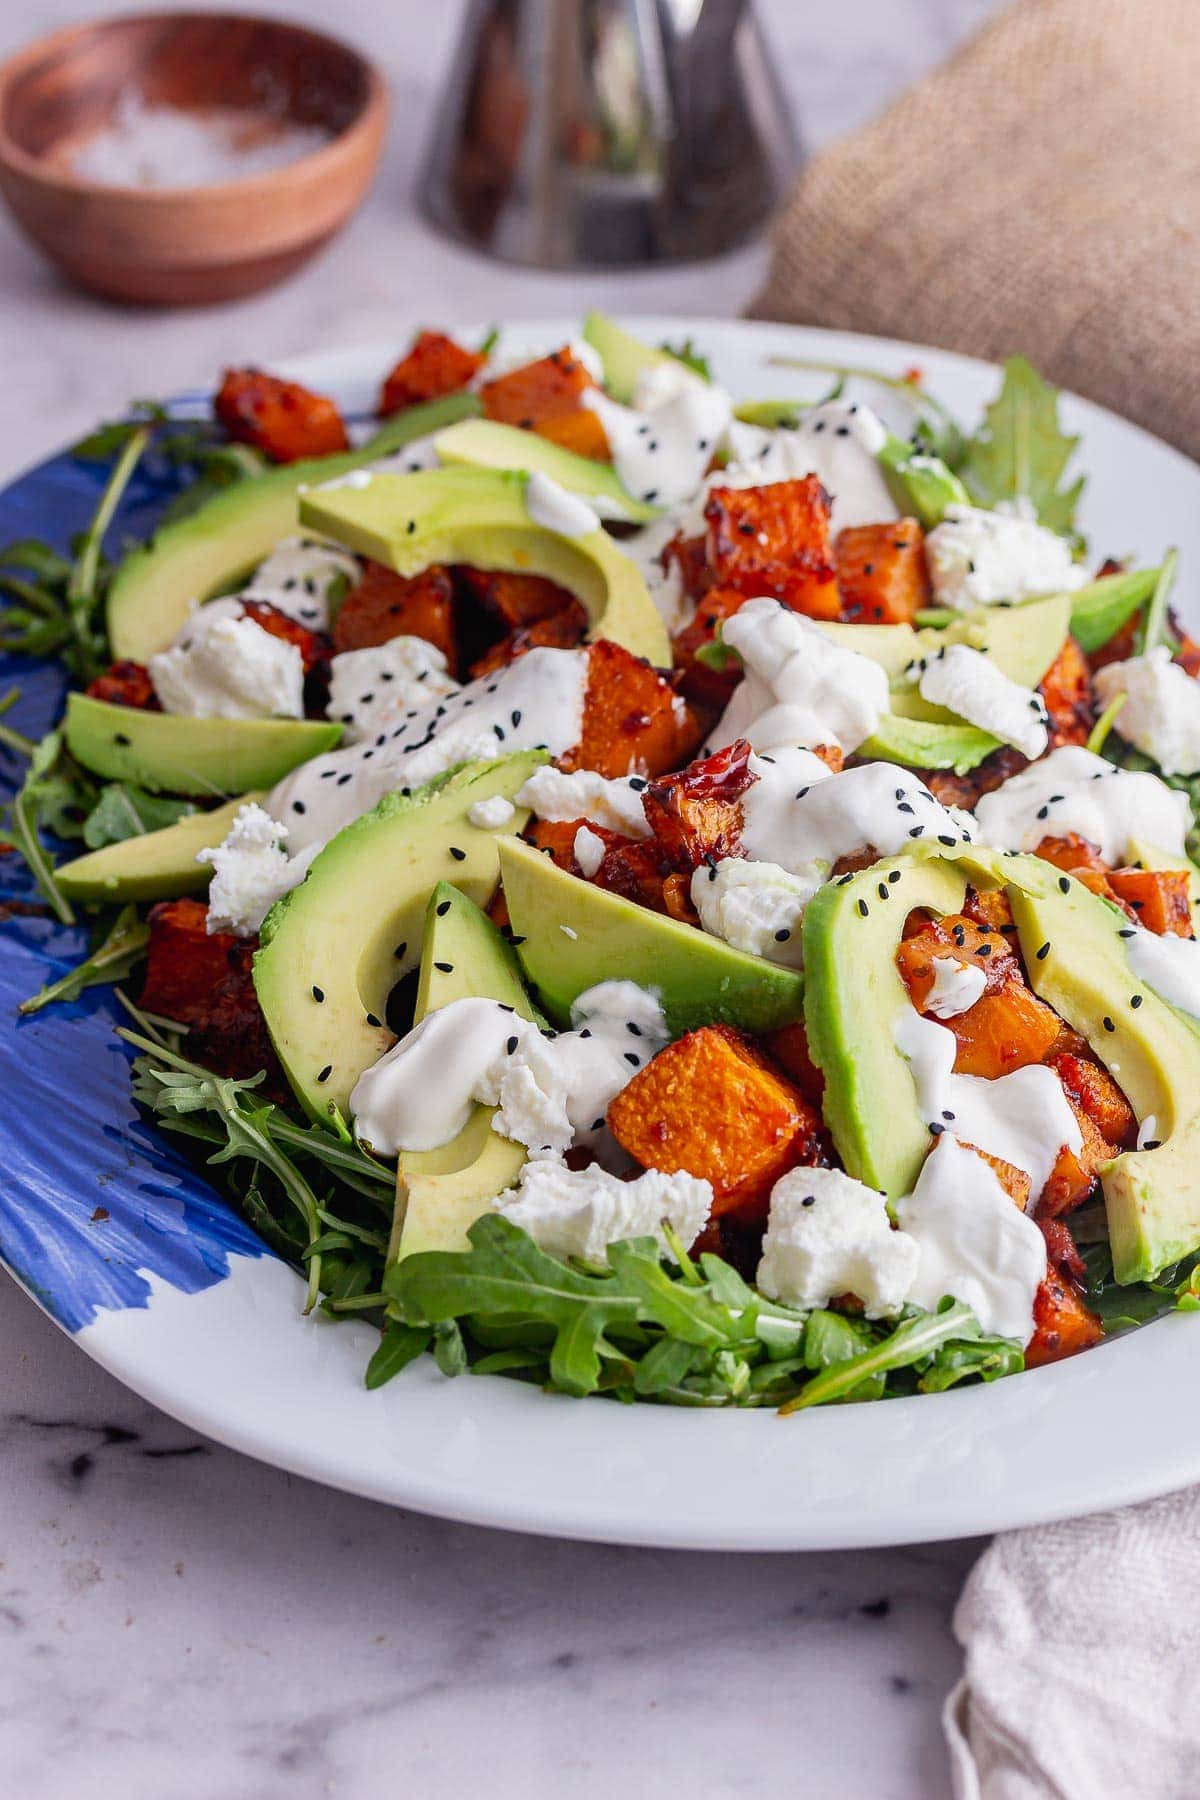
<box><xmin>583</xmin><ymin>373</ymin><xmax>733</xmax><ymax>510</ymax></box>
<box><xmin>1125</xmin><ymin>928</ymin><xmax>1200</xmax><ymax>1022</ymax></box>
<box><xmin>740</xmin><ymin>750</ymin><xmax>975</xmax><ymax>876</ymax></box>
<box><xmin>973</xmin><ymin>745</ymin><xmax>1189</xmax><ymax>863</ymax></box>
<box><xmin>710</xmin><ymin>599</ymin><xmax>890</xmax><ymax>756</ymax></box>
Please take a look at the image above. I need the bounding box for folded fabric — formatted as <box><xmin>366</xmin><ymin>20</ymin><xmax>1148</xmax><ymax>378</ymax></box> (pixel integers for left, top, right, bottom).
<box><xmin>751</xmin><ymin>0</ymin><xmax>1200</xmax><ymax>463</ymax></box>
<box><xmin>945</xmin><ymin>1485</ymin><xmax>1200</xmax><ymax>1797</ymax></box>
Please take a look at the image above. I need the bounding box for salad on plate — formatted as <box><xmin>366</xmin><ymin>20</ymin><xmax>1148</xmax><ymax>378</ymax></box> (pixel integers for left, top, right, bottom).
<box><xmin>4</xmin><ymin>315</ymin><xmax>1200</xmax><ymax>1413</ymax></box>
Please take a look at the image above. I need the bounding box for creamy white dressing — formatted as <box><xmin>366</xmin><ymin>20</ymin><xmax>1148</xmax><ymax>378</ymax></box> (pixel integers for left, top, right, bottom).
<box><xmin>893</xmin><ymin>1136</ymin><xmax>1046</xmax><ymax>1341</ymax></box>
<box><xmin>494</xmin><ymin>1156</ymin><xmax>712</xmax><ymax>1263</ymax></box>
<box><xmin>149</xmin><ymin>607</ymin><xmax>305</xmax><ymax>721</ymax></box>
<box><xmin>239</xmin><ymin>535</ymin><xmax>361</xmax><ymax>631</ymax></box>
<box><xmin>314</xmin><ymin>436</ymin><xmax>444</xmax><ymax>494</ymax></box>
<box><xmin>925</xmin><ymin>956</ymin><xmax>988</xmax><ymax>1019</ymax></box>
<box><xmin>618</xmin><ymin>511</ymin><xmax>691</xmax><ymax>630</ymax></box>
<box><xmin>1125</xmin><ymin>928</ymin><xmax>1200</xmax><ymax>1022</ymax></box>
<box><xmin>710</xmin><ymin>599</ymin><xmax>890</xmax><ymax>755</ymax></box>
<box><xmin>917</xmin><ymin>643</ymin><xmax>1049</xmax><ymax>760</ymax></box>
<box><xmin>268</xmin><ymin>646</ymin><xmax>588</xmax><ymax>854</ymax></box>
<box><xmin>689</xmin><ymin>856</ymin><xmax>813</xmax><ymax>967</ymax></box>
<box><xmin>583</xmin><ymin>379</ymin><xmax>733</xmax><ymax>509</ymax></box>
<box><xmin>326</xmin><ymin>637</ymin><xmax>460</xmax><ymax>744</ymax></box>
<box><xmin>1094</xmin><ymin>646</ymin><xmax>1200</xmax><ymax>777</ymax></box>
<box><xmin>515</xmin><ymin>766</ymin><xmax>651</xmax><ymax>838</ymax></box>
<box><xmin>973</xmin><ymin>745</ymin><xmax>1190</xmax><ymax>862</ymax></box>
<box><xmin>756</xmin><ymin>1167</ymin><xmax>919</xmax><ymax>1317</ymax></box>
<box><xmin>718</xmin><ymin>401</ymin><xmax>897</xmax><ymax>535</ymax></box>
<box><xmin>522</xmin><ymin>471</ymin><xmax>601</xmax><ymax>539</ymax></box>
<box><xmin>924</xmin><ymin>503</ymin><xmax>1088</xmax><ymax>611</ymax></box>
<box><xmin>740</xmin><ymin>751</ymin><xmax>974</xmax><ymax>877</ymax></box>
<box><xmin>894</xmin><ymin>1006</ymin><xmax>1082</xmax><ymax>1202</ymax></box>
<box><xmin>573</xmin><ymin>824</ymin><xmax>607</xmax><ymax>877</ymax></box>
<box><xmin>348</xmin><ymin>981</ymin><xmax>668</xmax><ymax>1159</ymax></box>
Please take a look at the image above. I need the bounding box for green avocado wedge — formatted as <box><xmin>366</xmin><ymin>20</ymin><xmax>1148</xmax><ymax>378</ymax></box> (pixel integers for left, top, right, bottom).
<box><xmin>497</xmin><ymin>836</ymin><xmax>804</xmax><ymax>1034</ymax></box>
<box><xmin>106</xmin><ymin>394</ymin><xmax>482</xmax><ymax>661</ymax></box>
<box><xmin>802</xmin><ymin>854</ymin><xmax>970</xmax><ymax>1197</ymax></box>
<box><xmin>57</xmin><ymin>791</ymin><xmax>261</xmax><ymax>902</ymax></box>
<box><xmin>1068</xmin><ymin>567</ymin><xmax>1163</xmax><ymax>656</ymax></box>
<box><xmin>390</xmin><ymin>885</ymin><xmax>539</xmax><ymax>1263</ymax></box>
<box><xmin>254</xmin><ymin>752</ymin><xmax>546</xmax><ymax>1131</ymax></box>
<box><xmin>298</xmin><ymin>464</ymin><xmax>670</xmax><ymax>666</ymax></box>
<box><xmin>858</xmin><ymin>714</ymin><xmax>1002</xmax><ymax>775</ymax></box>
<box><xmin>1006</xmin><ymin>857</ymin><xmax>1200</xmax><ymax>1284</ymax></box>
<box><xmin>581</xmin><ymin>311</ymin><xmax>689</xmax><ymax>404</ymax></box>
<box><xmin>818</xmin><ymin>592</ymin><xmax>1071</xmax><ymax>695</ymax></box>
<box><xmin>878</xmin><ymin>436</ymin><xmax>970</xmax><ymax>528</ymax></box>
<box><xmin>65</xmin><ymin>694</ymin><xmax>340</xmax><ymax>795</ymax></box>
<box><xmin>432</xmin><ymin>418</ymin><xmax>661</xmax><ymax>523</ymax></box>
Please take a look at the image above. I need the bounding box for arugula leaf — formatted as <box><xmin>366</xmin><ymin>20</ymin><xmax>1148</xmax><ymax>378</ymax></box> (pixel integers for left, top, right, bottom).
<box><xmin>1135</xmin><ymin>548</ymin><xmax>1179</xmax><ymax>657</ymax></box>
<box><xmin>766</xmin><ymin>355</ymin><xmax>967</xmax><ymax>465</ymax></box>
<box><xmin>959</xmin><ymin>355</ymin><xmax>1084</xmax><ymax>537</ymax></box>
<box><xmin>781</xmin><ymin>1299</ymin><xmax>996</xmax><ymax>1412</ymax></box>
<box><xmin>366</xmin><ymin>1323</ymin><xmax>432</xmax><ymax>1390</ymax></box>
<box><xmin>81</xmin><ymin>783</ymin><xmax>195</xmax><ymax>850</ymax></box>
<box><xmin>660</xmin><ymin>338</ymin><xmax>712</xmax><ymax>382</ymax></box>
<box><xmin>6</xmin><ymin>731</ymin><xmax>93</xmax><ymax>923</ymax></box>
<box><xmin>19</xmin><ymin>905</ymin><xmax>149</xmax><ymax>1015</ymax></box>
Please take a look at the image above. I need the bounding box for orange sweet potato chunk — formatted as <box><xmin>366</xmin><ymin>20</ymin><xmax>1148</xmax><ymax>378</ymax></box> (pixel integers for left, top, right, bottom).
<box><xmin>525</xmin><ymin>817</ymin><xmax>631</xmax><ymax>874</ymax></box>
<box><xmin>1033</xmin><ymin>833</ymin><xmax>1110</xmax><ymax>876</ymax></box>
<box><xmin>896</xmin><ymin>912</ymin><xmax>1021</xmax><ymax>1001</ymax></box>
<box><xmin>240</xmin><ymin>600</ymin><xmax>329</xmax><ymax>676</ymax></box>
<box><xmin>457</xmin><ymin>567</ymin><xmax>582</xmax><ymax>628</ymax></box>
<box><xmin>704</xmin><ymin>476</ymin><xmax>840</xmax><ymax>619</ymax></box>
<box><xmin>1107</xmin><ymin>867</ymin><xmax>1194</xmax><ymax>938</ymax></box>
<box><xmin>331</xmin><ymin>563</ymin><xmax>457</xmax><ymax>667</ymax></box>
<box><xmin>468</xmin><ymin>604</ymin><xmax>589</xmax><ymax>678</ymax></box>
<box><xmin>140</xmin><ymin>899</ymin><xmax>244</xmax><ymax>1027</ymax></box>
<box><xmin>607</xmin><ymin>1025</ymin><xmax>825</xmax><ymax>1222</ymax></box>
<box><xmin>959</xmin><ymin>1141</ymin><xmax>1032</xmax><ymax>1211</ymax></box>
<box><xmin>563</xmin><ymin>639</ymin><xmax>700</xmax><ymax>779</ymax></box>
<box><xmin>1039</xmin><ymin>635</ymin><xmax>1094</xmax><ymax>748</ymax></box>
<box><xmin>1025</xmin><ymin>1268</ymin><xmax>1104</xmax><ymax>1366</ymax></box>
<box><xmin>379</xmin><ymin>330</ymin><xmax>485</xmax><ymax>416</ymax></box>
<box><xmin>671</xmin><ymin>586</ymin><xmax>751</xmax><ymax>710</ymax></box>
<box><xmin>480</xmin><ymin>349</ymin><xmax>605</xmax><ymax>457</ymax></box>
<box><xmin>214</xmin><ymin>368</ymin><xmax>348</xmax><ymax>462</ymax></box>
<box><xmin>950</xmin><ymin>986</ymin><xmax>1066</xmax><ymax>1080</ymax></box>
<box><xmin>835</xmin><ymin>519</ymin><xmax>930</xmax><ymax>625</ymax></box>
<box><xmin>640</xmin><ymin>739</ymin><xmax>754</xmax><ymax>870</ymax></box>
<box><xmin>85</xmin><ymin>659</ymin><xmax>160</xmax><ymax>710</ymax></box>
<box><xmin>534</xmin><ymin>410</ymin><xmax>611</xmax><ymax>461</ymax></box>
<box><xmin>763</xmin><ymin>1019</ymin><xmax>825</xmax><ymax>1107</ymax></box>
<box><xmin>1051</xmin><ymin>1050</ymin><xmax>1137</xmax><ymax>1149</ymax></box>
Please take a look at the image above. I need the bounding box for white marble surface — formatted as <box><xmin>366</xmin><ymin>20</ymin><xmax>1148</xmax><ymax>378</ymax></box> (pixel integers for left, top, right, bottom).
<box><xmin>0</xmin><ymin>3</ymin><xmax>1001</xmax><ymax>1794</ymax></box>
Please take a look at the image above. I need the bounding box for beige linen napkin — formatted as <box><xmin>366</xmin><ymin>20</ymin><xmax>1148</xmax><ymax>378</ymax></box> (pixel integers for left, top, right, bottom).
<box><xmin>751</xmin><ymin>0</ymin><xmax>1200</xmax><ymax>463</ymax></box>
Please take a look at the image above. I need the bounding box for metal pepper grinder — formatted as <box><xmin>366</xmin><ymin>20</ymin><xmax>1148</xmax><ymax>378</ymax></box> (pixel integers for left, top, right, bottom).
<box><xmin>420</xmin><ymin>0</ymin><xmax>799</xmax><ymax>267</ymax></box>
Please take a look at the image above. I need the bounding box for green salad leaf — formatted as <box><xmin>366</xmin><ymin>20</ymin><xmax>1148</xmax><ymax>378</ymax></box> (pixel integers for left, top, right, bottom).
<box><xmin>959</xmin><ymin>355</ymin><xmax>1084</xmax><ymax>538</ymax></box>
<box><xmin>81</xmin><ymin>782</ymin><xmax>195</xmax><ymax>850</ymax></box>
<box><xmin>19</xmin><ymin>905</ymin><xmax>149</xmax><ymax>1016</ymax></box>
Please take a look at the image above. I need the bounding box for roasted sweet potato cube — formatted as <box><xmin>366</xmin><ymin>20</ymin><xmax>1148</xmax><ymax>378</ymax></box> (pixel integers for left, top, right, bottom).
<box><xmin>763</xmin><ymin>1019</ymin><xmax>825</xmax><ymax>1107</ymax></box>
<box><xmin>379</xmin><ymin>330</ymin><xmax>485</xmax><ymax>416</ymax></box>
<box><xmin>140</xmin><ymin>899</ymin><xmax>245</xmax><ymax>1027</ymax></box>
<box><xmin>640</xmin><ymin>739</ymin><xmax>754</xmax><ymax>870</ymax></box>
<box><xmin>331</xmin><ymin>562</ymin><xmax>457</xmax><ymax>667</ymax></box>
<box><xmin>607</xmin><ymin>1025</ymin><xmax>825</xmax><ymax>1221</ymax></box>
<box><xmin>534</xmin><ymin>410</ymin><xmax>611</xmax><ymax>461</ymax></box>
<box><xmin>1038</xmin><ymin>1107</ymin><xmax>1113</xmax><ymax>1216</ymax></box>
<box><xmin>214</xmin><ymin>368</ymin><xmax>348</xmax><ymax>463</ymax></box>
<box><xmin>663</xmin><ymin>532</ymin><xmax>715</xmax><ymax>606</ymax></box>
<box><xmin>951</xmin><ymin>985</ymin><xmax>1066</xmax><ymax>1080</ymax></box>
<box><xmin>467</xmin><ymin>604</ymin><xmax>589</xmax><ymax>678</ymax></box>
<box><xmin>480</xmin><ymin>349</ymin><xmax>596</xmax><ymax>437</ymax></box>
<box><xmin>958</xmin><ymin>1141</ymin><xmax>1033</xmax><ymax>1211</ymax></box>
<box><xmin>1033</xmin><ymin>833</ymin><xmax>1110</xmax><ymax>876</ymax></box>
<box><xmin>85</xmin><ymin>659</ymin><xmax>160</xmax><ymax>710</ymax></box>
<box><xmin>592</xmin><ymin>839</ymin><xmax>671</xmax><ymax>913</ymax></box>
<box><xmin>1107</xmin><ymin>867</ymin><xmax>1194</xmax><ymax>938</ymax></box>
<box><xmin>1025</xmin><ymin>1268</ymin><xmax>1104</xmax><ymax>1366</ymax></box>
<box><xmin>563</xmin><ymin>639</ymin><xmax>700</xmax><ymax>779</ymax></box>
<box><xmin>1039</xmin><ymin>635</ymin><xmax>1094</xmax><ymax>748</ymax></box>
<box><xmin>525</xmin><ymin>817</ymin><xmax>631</xmax><ymax>874</ymax></box>
<box><xmin>240</xmin><ymin>600</ymin><xmax>330</xmax><ymax>676</ymax></box>
<box><xmin>661</xmin><ymin>871</ymin><xmax>698</xmax><ymax>923</ymax></box>
<box><xmin>962</xmin><ymin>886</ymin><xmax>1017</xmax><ymax>938</ymax></box>
<box><xmin>1051</xmin><ymin>1050</ymin><xmax>1137</xmax><ymax>1148</ymax></box>
<box><xmin>835</xmin><ymin>519</ymin><xmax>930</xmax><ymax>625</ymax></box>
<box><xmin>457</xmin><ymin>567</ymin><xmax>582</xmax><ymax>628</ymax></box>
<box><xmin>1039</xmin><ymin>1214</ymin><xmax>1087</xmax><ymax>1284</ymax></box>
<box><xmin>896</xmin><ymin>912</ymin><xmax>1021</xmax><ymax>1001</ymax></box>
<box><xmin>704</xmin><ymin>477</ymin><xmax>840</xmax><ymax>619</ymax></box>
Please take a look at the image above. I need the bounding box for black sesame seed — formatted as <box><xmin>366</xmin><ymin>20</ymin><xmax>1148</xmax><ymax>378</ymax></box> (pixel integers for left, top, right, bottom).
<box><xmin>434</xmin><ymin>961</ymin><xmax>453</xmax><ymax>974</ymax></box>
<box><xmin>317</xmin><ymin>1064</ymin><xmax>332</xmax><ymax>1083</ymax></box>
<box><xmin>897</xmin><ymin>802</ymin><xmax>915</xmax><ymax>815</ymax></box>
<box><xmin>1103</xmin><ymin>1016</ymin><xmax>1116</xmax><ymax>1033</ymax></box>
<box><xmin>394</xmin><ymin>942</ymin><xmax>407</xmax><ymax>959</ymax></box>
<box><xmin>510</xmin><ymin>934</ymin><xmax>526</xmax><ymax>946</ymax></box>
<box><xmin>937</xmin><ymin>834</ymin><xmax>956</xmax><ymax>847</ymax></box>
<box><xmin>942</xmin><ymin>1110</ymin><xmax>955</xmax><ymax>1121</ymax></box>
<box><xmin>1036</xmin><ymin>942</ymin><xmax>1051</xmax><ymax>960</ymax></box>
<box><xmin>293</xmin><ymin>800</ymin><xmax>306</xmax><ymax>814</ymax></box>
<box><xmin>627</xmin><ymin>1022</ymin><xmax>643</xmax><ymax>1036</ymax></box>
<box><xmin>366</xmin><ymin>1012</ymin><xmax>383</xmax><ymax>1027</ymax></box>
<box><xmin>114</xmin><ymin>732</ymin><xmax>131</xmax><ymax>747</ymax></box>
<box><xmin>775</xmin><ymin>927</ymin><xmax>791</xmax><ymax>941</ymax></box>
<box><xmin>1144</xmin><ymin>1140</ymin><xmax>1162</xmax><ymax>1151</ymax></box>
<box><xmin>801</xmin><ymin>1194</ymin><xmax>816</xmax><ymax>1207</ymax></box>
<box><xmin>857</xmin><ymin>898</ymin><xmax>870</xmax><ymax>917</ymax></box>
<box><xmin>1037</xmin><ymin>805</ymin><xmax>1050</xmax><ymax>820</ymax></box>
<box><xmin>337</xmin><ymin>772</ymin><xmax>353</xmax><ymax>786</ymax></box>
<box><xmin>1131</xmin><ymin>994</ymin><xmax>1144</xmax><ymax>1009</ymax></box>
<box><xmin>1058</xmin><ymin>877</ymin><xmax>1070</xmax><ymax>894</ymax></box>
<box><xmin>878</xmin><ymin>882</ymin><xmax>890</xmax><ymax>901</ymax></box>
<box><xmin>978</xmin><ymin>943</ymin><xmax>992</xmax><ymax>957</ymax></box>
<box><xmin>888</xmin><ymin>871</ymin><xmax>901</xmax><ymax>883</ymax></box>
<box><xmin>311</xmin><ymin>985</ymin><xmax>325</xmax><ymax>1002</ymax></box>
<box><xmin>505</xmin><ymin>1035</ymin><xmax>518</xmax><ymax>1055</ymax></box>
<box><xmin>624</xmin><ymin>1051</ymin><xmax>640</xmax><ymax>1067</ymax></box>
<box><xmin>436</xmin><ymin>900</ymin><xmax>451</xmax><ymax>916</ymax></box>
<box><xmin>909</xmin><ymin>826</ymin><xmax>925</xmax><ymax>838</ymax></box>
<box><xmin>449</xmin><ymin>846</ymin><xmax>467</xmax><ymax>862</ymax></box>
<box><xmin>629</xmin><ymin>777</ymin><xmax>647</xmax><ymax>791</ymax></box>
<box><xmin>1118</xmin><ymin>928</ymin><xmax>1136</xmax><ymax>939</ymax></box>
<box><xmin>929</xmin><ymin>1121</ymin><xmax>945</xmax><ymax>1137</ymax></box>
<box><xmin>579</xmin><ymin>1028</ymin><xmax>592</xmax><ymax>1039</ymax></box>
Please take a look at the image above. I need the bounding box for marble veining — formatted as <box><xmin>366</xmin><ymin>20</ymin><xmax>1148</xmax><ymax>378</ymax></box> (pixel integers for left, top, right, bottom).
<box><xmin>0</xmin><ymin>2</ymin><xmax>1001</xmax><ymax>1793</ymax></box>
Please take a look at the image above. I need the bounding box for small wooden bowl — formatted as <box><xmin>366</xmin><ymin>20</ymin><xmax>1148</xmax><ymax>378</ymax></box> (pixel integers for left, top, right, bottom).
<box><xmin>0</xmin><ymin>12</ymin><xmax>388</xmax><ymax>306</ymax></box>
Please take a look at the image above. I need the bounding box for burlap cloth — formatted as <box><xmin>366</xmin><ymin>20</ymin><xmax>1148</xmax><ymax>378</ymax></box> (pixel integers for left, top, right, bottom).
<box><xmin>752</xmin><ymin>0</ymin><xmax>1200</xmax><ymax>463</ymax></box>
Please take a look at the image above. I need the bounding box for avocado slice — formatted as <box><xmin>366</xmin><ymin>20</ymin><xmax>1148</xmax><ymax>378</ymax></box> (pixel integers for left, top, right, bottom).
<box><xmin>298</xmin><ymin>465</ymin><xmax>670</xmax><ymax>666</ymax></box>
<box><xmin>926</xmin><ymin>592</ymin><xmax>1071</xmax><ymax>689</ymax></box>
<box><xmin>878</xmin><ymin>436</ymin><xmax>970</xmax><ymax>528</ymax></box>
<box><xmin>803</xmin><ymin>854</ymin><xmax>970</xmax><ymax>1196</ymax></box>
<box><xmin>497</xmin><ymin>835</ymin><xmax>803</xmax><ymax>1034</ymax></box>
<box><xmin>65</xmin><ymin>693</ymin><xmax>339</xmax><ymax>796</ymax></box>
<box><xmin>58</xmin><ymin>791</ymin><xmax>261</xmax><ymax>902</ymax></box>
<box><xmin>254</xmin><ymin>751</ymin><xmax>545</xmax><ymax>1129</ymax></box>
<box><xmin>108</xmin><ymin>394</ymin><xmax>481</xmax><ymax>662</ymax></box>
<box><xmin>859</xmin><ymin>713</ymin><xmax>1002</xmax><ymax>775</ymax></box>
<box><xmin>390</xmin><ymin>884</ymin><xmax>540</xmax><ymax>1262</ymax></box>
<box><xmin>1006</xmin><ymin>858</ymin><xmax>1200</xmax><ymax>1282</ymax></box>
<box><xmin>432</xmin><ymin>418</ymin><xmax>661</xmax><ymax>524</ymax></box>
<box><xmin>816</xmin><ymin>622</ymin><xmax>923</xmax><ymax>678</ymax></box>
<box><xmin>582</xmin><ymin>312</ymin><xmax>688</xmax><ymax>404</ymax></box>
<box><xmin>1068</xmin><ymin>567</ymin><xmax>1162</xmax><ymax>656</ymax></box>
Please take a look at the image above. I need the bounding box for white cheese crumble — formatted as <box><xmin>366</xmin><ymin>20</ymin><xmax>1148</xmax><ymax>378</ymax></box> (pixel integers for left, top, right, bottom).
<box><xmin>349</xmin><ymin>981</ymin><xmax>668</xmax><ymax>1159</ymax></box>
<box><xmin>690</xmin><ymin>857</ymin><xmax>814</xmax><ymax>967</ymax></box>
<box><xmin>894</xmin><ymin>1005</ymin><xmax>1081</xmax><ymax>1203</ymax></box>
<box><xmin>515</xmin><ymin>766</ymin><xmax>651</xmax><ymax>838</ymax></box>
<box><xmin>917</xmin><ymin>643</ymin><xmax>1049</xmax><ymax>759</ymax></box>
<box><xmin>240</xmin><ymin>535</ymin><xmax>361</xmax><ymax>630</ymax></box>
<box><xmin>268</xmin><ymin>645</ymin><xmax>588</xmax><ymax>854</ymax></box>
<box><xmin>924</xmin><ymin>956</ymin><xmax>988</xmax><ymax>1020</ymax></box>
<box><xmin>196</xmin><ymin>803</ymin><xmax>317</xmax><ymax>937</ymax></box>
<box><xmin>326</xmin><ymin>637</ymin><xmax>460</xmax><ymax>743</ymax></box>
<box><xmin>149</xmin><ymin>607</ymin><xmax>304</xmax><ymax>721</ymax></box>
<box><xmin>523</xmin><ymin>472</ymin><xmax>601</xmax><ymax>539</ymax></box>
<box><xmin>973</xmin><ymin>744</ymin><xmax>1190</xmax><ymax>863</ymax></box>
<box><xmin>1125</xmin><ymin>928</ymin><xmax>1200</xmax><ymax>1022</ymax></box>
<box><xmin>467</xmin><ymin>794</ymin><xmax>517</xmax><ymax>831</ymax></box>
<box><xmin>924</xmin><ymin>503</ymin><xmax>1088</xmax><ymax>611</ymax></box>
<box><xmin>573</xmin><ymin>824</ymin><xmax>607</xmax><ymax>878</ymax></box>
<box><xmin>495</xmin><ymin>1156</ymin><xmax>712</xmax><ymax>1264</ymax></box>
<box><xmin>710</xmin><ymin>598</ymin><xmax>890</xmax><ymax>756</ymax></box>
<box><xmin>756</xmin><ymin>1167</ymin><xmax>919</xmax><ymax>1317</ymax></box>
<box><xmin>894</xmin><ymin>1136</ymin><xmax>1046</xmax><ymax>1342</ymax></box>
<box><xmin>1094</xmin><ymin>646</ymin><xmax>1200</xmax><ymax>777</ymax></box>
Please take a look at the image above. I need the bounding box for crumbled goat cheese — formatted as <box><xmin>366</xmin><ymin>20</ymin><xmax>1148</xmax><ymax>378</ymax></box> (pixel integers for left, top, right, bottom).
<box><xmin>710</xmin><ymin>598</ymin><xmax>889</xmax><ymax>755</ymax></box>
<box><xmin>326</xmin><ymin>637</ymin><xmax>460</xmax><ymax>743</ymax></box>
<box><xmin>894</xmin><ymin>1136</ymin><xmax>1046</xmax><ymax>1341</ymax></box>
<box><xmin>197</xmin><ymin>803</ymin><xmax>317</xmax><ymax>936</ymax></box>
<box><xmin>516</xmin><ymin>766</ymin><xmax>651</xmax><ymax>838</ymax></box>
<box><xmin>495</xmin><ymin>1156</ymin><xmax>712</xmax><ymax>1263</ymax></box>
<box><xmin>1094</xmin><ymin>646</ymin><xmax>1200</xmax><ymax>776</ymax></box>
<box><xmin>690</xmin><ymin>858</ymin><xmax>815</xmax><ymax>967</ymax></box>
<box><xmin>917</xmin><ymin>644</ymin><xmax>1049</xmax><ymax>759</ymax></box>
<box><xmin>924</xmin><ymin>957</ymin><xmax>988</xmax><ymax>1020</ymax></box>
<box><xmin>468</xmin><ymin>795</ymin><xmax>517</xmax><ymax>831</ymax></box>
<box><xmin>924</xmin><ymin>503</ymin><xmax>1088</xmax><ymax>611</ymax></box>
<box><xmin>973</xmin><ymin>744</ymin><xmax>1190</xmax><ymax>863</ymax></box>
<box><xmin>524</xmin><ymin>472</ymin><xmax>601</xmax><ymax>539</ymax></box>
<box><xmin>149</xmin><ymin>607</ymin><xmax>304</xmax><ymax>720</ymax></box>
<box><xmin>756</xmin><ymin>1167</ymin><xmax>919</xmax><ymax>1317</ymax></box>
<box><xmin>573</xmin><ymin>825</ymin><xmax>607</xmax><ymax>878</ymax></box>
<box><xmin>240</xmin><ymin>535</ymin><xmax>361</xmax><ymax>630</ymax></box>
